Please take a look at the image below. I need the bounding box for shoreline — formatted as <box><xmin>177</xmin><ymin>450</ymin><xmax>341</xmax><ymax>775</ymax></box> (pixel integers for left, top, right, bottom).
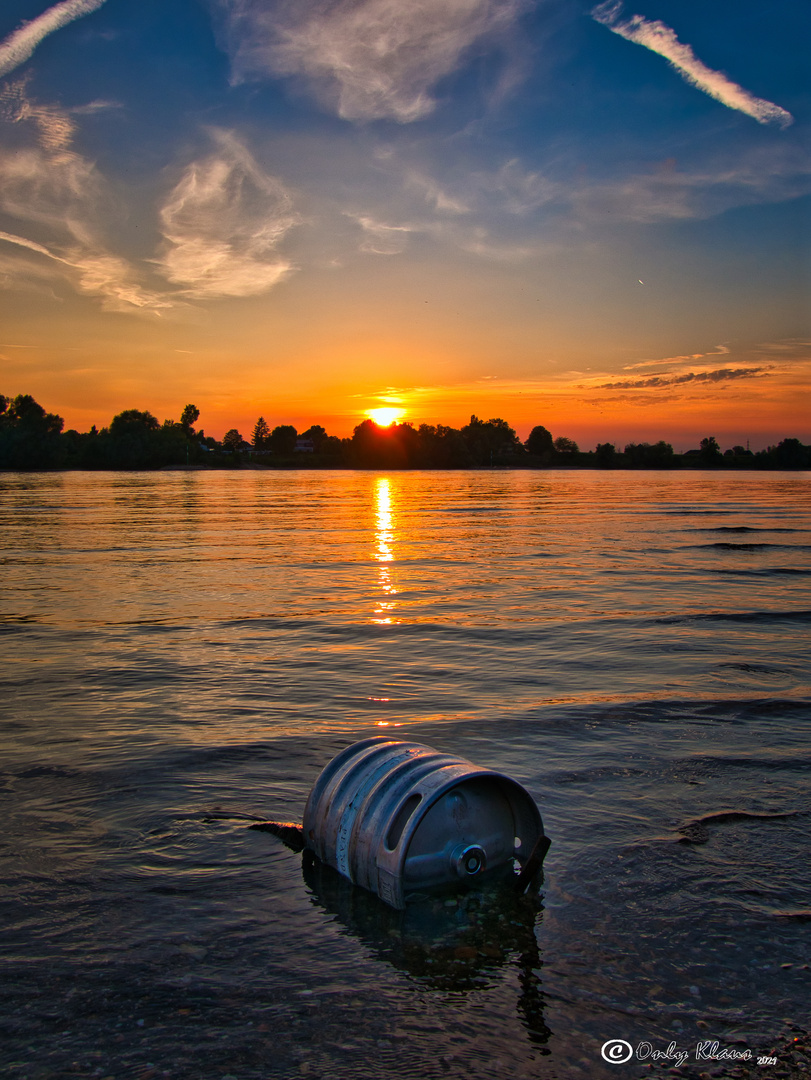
<box><xmin>2</xmin><ymin>462</ymin><xmax>809</xmax><ymax>474</ymax></box>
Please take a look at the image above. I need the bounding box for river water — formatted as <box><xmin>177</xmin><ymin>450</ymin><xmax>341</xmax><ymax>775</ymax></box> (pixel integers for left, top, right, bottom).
<box><xmin>1</xmin><ymin>469</ymin><xmax>809</xmax><ymax>1080</ymax></box>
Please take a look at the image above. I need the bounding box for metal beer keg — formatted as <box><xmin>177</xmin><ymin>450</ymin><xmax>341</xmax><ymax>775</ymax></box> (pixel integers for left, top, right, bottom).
<box><xmin>302</xmin><ymin>736</ymin><xmax>548</xmax><ymax>910</ymax></box>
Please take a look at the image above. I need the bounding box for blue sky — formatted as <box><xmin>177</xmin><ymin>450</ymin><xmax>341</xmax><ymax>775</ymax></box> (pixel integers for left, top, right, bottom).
<box><xmin>0</xmin><ymin>0</ymin><xmax>808</xmax><ymax>446</ymax></box>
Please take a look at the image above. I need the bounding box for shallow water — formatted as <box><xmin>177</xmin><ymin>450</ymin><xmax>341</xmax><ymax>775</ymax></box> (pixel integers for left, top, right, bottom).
<box><xmin>1</xmin><ymin>469</ymin><xmax>809</xmax><ymax>1079</ymax></box>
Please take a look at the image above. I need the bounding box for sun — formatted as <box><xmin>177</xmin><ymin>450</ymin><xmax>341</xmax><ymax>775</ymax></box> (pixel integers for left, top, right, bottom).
<box><xmin>367</xmin><ymin>407</ymin><xmax>403</xmax><ymax>426</ymax></box>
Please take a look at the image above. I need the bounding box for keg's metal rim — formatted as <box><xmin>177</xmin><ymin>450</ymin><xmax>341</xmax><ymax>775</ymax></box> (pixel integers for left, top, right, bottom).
<box><xmin>388</xmin><ymin>764</ymin><xmax>544</xmax><ymax>868</ymax></box>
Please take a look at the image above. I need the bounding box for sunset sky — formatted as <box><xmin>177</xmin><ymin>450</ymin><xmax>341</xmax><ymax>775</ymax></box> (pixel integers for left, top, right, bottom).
<box><xmin>0</xmin><ymin>0</ymin><xmax>808</xmax><ymax>449</ymax></box>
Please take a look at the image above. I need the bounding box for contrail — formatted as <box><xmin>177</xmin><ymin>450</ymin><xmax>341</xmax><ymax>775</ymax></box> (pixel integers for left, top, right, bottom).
<box><xmin>0</xmin><ymin>0</ymin><xmax>108</xmax><ymax>79</ymax></box>
<box><xmin>0</xmin><ymin>229</ymin><xmax>72</xmax><ymax>263</ymax></box>
<box><xmin>592</xmin><ymin>1</ymin><xmax>793</xmax><ymax>128</ymax></box>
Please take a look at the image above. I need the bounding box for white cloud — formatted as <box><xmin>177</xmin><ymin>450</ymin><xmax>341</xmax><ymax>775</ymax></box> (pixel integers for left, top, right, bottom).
<box><xmin>0</xmin><ymin>145</ymin><xmax>98</xmax><ymax>231</ymax></box>
<box><xmin>0</xmin><ymin>0</ymin><xmax>108</xmax><ymax>79</ymax></box>
<box><xmin>1</xmin><ymin>80</ymin><xmax>120</xmax><ymax>150</ymax></box>
<box><xmin>442</xmin><ymin>223</ymin><xmax>536</xmax><ymax>261</ymax></box>
<box><xmin>404</xmin><ymin>170</ymin><xmax>470</xmax><ymax>214</ymax></box>
<box><xmin>592</xmin><ymin>2</ymin><xmax>793</xmax><ymax>128</ymax></box>
<box><xmin>622</xmin><ymin>345</ymin><xmax>730</xmax><ymax>372</ymax></box>
<box><xmin>0</xmin><ymin>228</ymin><xmax>170</xmax><ymax>312</ymax></box>
<box><xmin>347</xmin><ymin>213</ymin><xmax>414</xmax><ymax>254</ymax></box>
<box><xmin>1</xmin><ymin>79</ymin><xmax>80</xmax><ymax>150</ymax></box>
<box><xmin>571</xmin><ymin>145</ymin><xmax>811</xmax><ymax>225</ymax></box>
<box><xmin>481</xmin><ymin>158</ymin><xmax>559</xmax><ymax>214</ymax></box>
<box><xmin>69</xmin><ymin>253</ymin><xmax>171</xmax><ymax>311</ymax></box>
<box><xmin>0</xmin><ymin>86</ymin><xmax>169</xmax><ymax>313</ymax></box>
<box><xmin>0</xmin><ymin>228</ymin><xmax>67</xmax><ymax>262</ymax></box>
<box><xmin>216</xmin><ymin>0</ymin><xmax>527</xmax><ymax>122</ymax></box>
<box><xmin>1</xmin><ymin>93</ymin><xmax>298</xmax><ymax>308</ymax></box>
<box><xmin>157</xmin><ymin>131</ymin><xmax>300</xmax><ymax>297</ymax></box>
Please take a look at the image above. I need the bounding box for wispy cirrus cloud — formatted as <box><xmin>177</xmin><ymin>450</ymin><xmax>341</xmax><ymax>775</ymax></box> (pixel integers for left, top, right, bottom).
<box><xmin>2</xmin><ymin>78</ymin><xmax>122</xmax><ymax>150</ymax></box>
<box><xmin>0</xmin><ymin>227</ymin><xmax>171</xmax><ymax>312</ymax></box>
<box><xmin>215</xmin><ymin>0</ymin><xmax>528</xmax><ymax>122</ymax></box>
<box><xmin>0</xmin><ymin>0</ymin><xmax>108</xmax><ymax>79</ymax></box>
<box><xmin>592</xmin><ymin>2</ymin><xmax>792</xmax><ymax>128</ymax></box>
<box><xmin>571</xmin><ymin>144</ymin><xmax>811</xmax><ymax>224</ymax></box>
<box><xmin>346</xmin><ymin>213</ymin><xmax>414</xmax><ymax>255</ymax></box>
<box><xmin>0</xmin><ymin>85</ymin><xmax>169</xmax><ymax>313</ymax></box>
<box><xmin>621</xmin><ymin>346</ymin><xmax>730</xmax><ymax>372</ymax></box>
<box><xmin>157</xmin><ymin>131</ymin><xmax>300</xmax><ymax>297</ymax></box>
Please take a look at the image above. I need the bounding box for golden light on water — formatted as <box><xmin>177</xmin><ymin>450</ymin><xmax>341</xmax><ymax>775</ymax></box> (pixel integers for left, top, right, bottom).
<box><xmin>367</xmin><ymin>407</ymin><xmax>403</xmax><ymax>426</ymax></box>
<box><xmin>373</xmin><ymin>477</ymin><xmax>397</xmax><ymax>624</ymax></box>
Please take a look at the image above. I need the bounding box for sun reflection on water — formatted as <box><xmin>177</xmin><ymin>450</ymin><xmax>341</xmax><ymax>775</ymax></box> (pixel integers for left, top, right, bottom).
<box><xmin>373</xmin><ymin>477</ymin><xmax>398</xmax><ymax>624</ymax></box>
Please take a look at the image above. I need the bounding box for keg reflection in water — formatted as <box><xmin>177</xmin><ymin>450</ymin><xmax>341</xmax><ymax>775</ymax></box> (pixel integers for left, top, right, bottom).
<box><xmin>302</xmin><ymin>855</ymin><xmax>551</xmax><ymax>1047</ymax></box>
<box><xmin>303</xmin><ymin>737</ymin><xmax>549</xmax><ymax>909</ymax></box>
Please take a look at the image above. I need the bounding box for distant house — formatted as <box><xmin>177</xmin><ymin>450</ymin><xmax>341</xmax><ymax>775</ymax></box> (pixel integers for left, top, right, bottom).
<box><xmin>294</xmin><ymin>438</ymin><xmax>315</xmax><ymax>453</ymax></box>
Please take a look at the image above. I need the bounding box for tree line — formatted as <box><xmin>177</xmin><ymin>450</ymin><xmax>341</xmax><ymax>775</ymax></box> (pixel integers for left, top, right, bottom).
<box><xmin>1</xmin><ymin>393</ymin><xmax>808</xmax><ymax>471</ymax></box>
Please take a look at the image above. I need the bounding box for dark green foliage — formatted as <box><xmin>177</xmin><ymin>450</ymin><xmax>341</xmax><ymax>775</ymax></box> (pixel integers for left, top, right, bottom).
<box><xmin>415</xmin><ymin>424</ymin><xmax>472</xmax><ymax>467</ymax></box>
<box><xmin>252</xmin><ymin>416</ymin><xmax>271</xmax><ymax>449</ymax></box>
<box><xmin>297</xmin><ymin>426</ymin><xmax>344</xmax><ymax>463</ymax></box>
<box><xmin>109</xmin><ymin>408</ymin><xmax>159</xmax><ymax>437</ymax></box>
<box><xmin>699</xmin><ymin>435</ymin><xmax>723</xmax><ymax>464</ymax></box>
<box><xmin>553</xmin><ymin>436</ymin><xmax>579</xmax><ymax>457</ymax></box>
<box><xmin>180</xmin><ymin>404</ymin><xmax>200</xmax><ymax>435</ymax></box>
<box><xmin>595</xmin><ymin>442</ymin><xmax>616</xmax><ymax>466</ymax></box>
<box><xmin>349</xmin><ymin>419</ymin><xmax>419</xmax><ymax>467</ymax></box>
<box><xmin>100</xmin><ymin>408</ymin><xmax>188</xmax><ymax>468</ymax></box>
<box><xmin>222</xmin><ymin>429</ymin><xmax>244</xmax><ymax>452</ymax></box>
<box><xmin>300</xmin><ymin>424</ymin><xmax>327</xmax><ymax>451</ymax></box>
<box><xmin>623</xmin><ymin>441</ymin><xmax>675</xmax><ymax>468</ymax></box>
<box><xmin>0</xmin><ymin>393</ymin><xmax>65</xmax><ymax>468</ymax></box>
<box><xmin>764</xmin><ymin>438</ymin><xmax>811</xmax><ymax>469</ymax></box>
<box><xmin>317</xmin><ymin>435</ymin><xmax>345</xmax><ymax>460</ymax></box>
<box><xmin>526</xmin><ymin>425</ymin><xmax>554</xmax><ymax>459</ymax></box>
<box><xmin>461</xmin><ymin>415</ymin><xmax>521</xmax><ymax>465</ymax></box>
<box><xmin>1</xmin><ymin>391</ymin><xmax>808</xmax><ymax>471</ymax></box>
<box><xmin>269</xmin><ymin>424</ymin><xmax>298</xmax><ymax>455</ymax></box>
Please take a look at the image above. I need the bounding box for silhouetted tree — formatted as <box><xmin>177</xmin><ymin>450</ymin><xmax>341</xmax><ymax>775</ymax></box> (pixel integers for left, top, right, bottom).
<box><xmin>0</xmin><ymin>393</ymin><xmax>64</xmax><ymax>468</ymax></box>
<box><xmin>461</xmin><ymin>415</ymin><xmax>520</xmax><ymax>465</ymax></box>
<box><xmin>222</xmin><ymin>428</ymin><xmax>243</xmax><ymax>452</ymax></box>
<box><xmin>415</xmin><ymin>423</ymin><xmax>471</xmax><ymax>467</ymax></box>
<box><xmin>269</xmin><ymin>424</ymin><xmax>297</xmax><ymax>455</ymax></box>
<box><xmin>623</xmin><ymin>441</ymin><xmax>674</xmax><ymax>467</ymax></box>
<box><xmin>349</xmin><ymin>419</ymin><xmax>419</xmax><ymax>467</ymax></box>
<box><xmin>595</xmin><ymin>442</ymin><xmax>616</xmax><ymax>466</ymax></box>
<box><xmin>300</xmin><ymin>424</ymin><xmax>327</xmax><ymax>452</ymax></box>
<box><xmin>253</xmin><ymin>416</ymin><xmax>271</xmax><ymax>449</ymax></box>
<box><xmin>105</xmin><ymin>407</ymin><xmax>191</xmax><ymax>468</ymax></box>
<box><xmin>180</xmin><ymin>404</ymin><xmax>199</xmax><ymax>435</ymax></box>
<box><xmin>770</xmin><ymin>438</ymin><xmax>810</xmax><ymax>469</ymax></box>
<box><xmin>553</xmin><ymin>436</ymin><xmax>579</xmax><ymax>456</ymax></box>
<box><xmin>318</xmin><ymin>435</ymin><xmax>345</xmax><ymax>461</ymax></box>
<box><xmin>699</xmin><ymin>436</ymin><xmax>722</xmax><ymax>464</ymax></box>
<box><xmin>526</xmin><ymin>425</ymin><xmax>554</xmax><ymax>459</ymax></box>
<box><xmin>110</xmin><ymin>409</ymin><xmax>160</xmax><ymax>438</ymax></box>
